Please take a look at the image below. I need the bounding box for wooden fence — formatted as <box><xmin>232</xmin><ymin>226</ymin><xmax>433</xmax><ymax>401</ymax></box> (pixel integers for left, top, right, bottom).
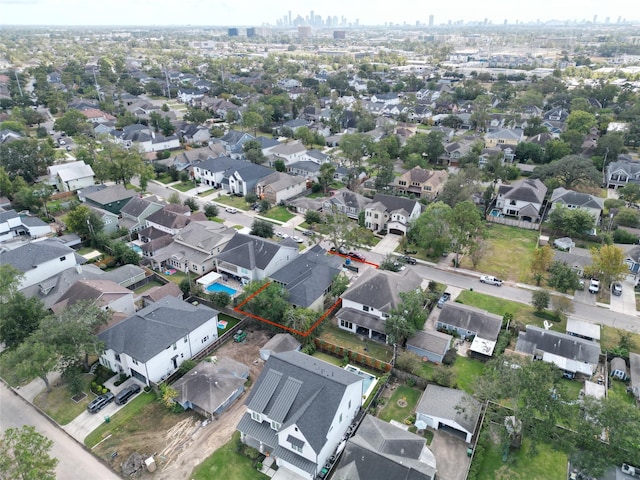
<box><xmin>314</xmin><ymin>338</ymin><xmax>393</xmax><ymax>373</ymax></box>
<box><xmin>485</xmin><ymin>215</ymin><xmax>540</xmax><ymax>230</ymax></box>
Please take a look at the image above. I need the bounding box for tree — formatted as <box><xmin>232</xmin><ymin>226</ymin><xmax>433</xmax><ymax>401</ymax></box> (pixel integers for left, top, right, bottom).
<box><xmin>531</xmin><ymin>289</ymin><xmax>550</xmax><ymax>312</ymax></box>
<box><xmin>438</xmin><ymin>166</ymin><xmax>481</xmax><ymax>207</ymax></box>
<box><xmin>241</xmin><ymin>111</ymin><xmax>263</xmax><ymax>136</ymax></box>
<box><xmin>530</xmin><ymin>245</ymin><xmax>554</xmax><ymax>286</ymax></box>
<box><xmin>515</xmin><ymin>142</ymin><xmax>544</xmax><ymax>164</ymax></box>
<box><xmin>53</xmin><ymin>109</ymin><xmax>91</xmax><ymax>136</ymax></box>
<box><xmin>551</xmin><ymin>296</ymin><xmax>574</xmax><ymax>318</ymax></box>
<box><xmin>250</xmin><ymin>219</ymin><xmax>274</xmax><ymax>238</ymax></box>
<box><xmin>547</xmin><ymin>261</ymin><xmax>582</xmax><ymax>293</ymax></box>
<box><xmin>613</xmin><ymin>208</ymin><xmax>640</xmax><ymax>228</ymax></box>
<box><xmin>0</xmin><ymin>264</ymin><xmax>22</xmax><ymax>301</ymax></box>
<box><xmin>0</xmin><ymin>426</ymin><xmax>58</xmax><ymax>480</ymax></box>
<box><xmin>618</xmin><ymin>183</ymin><xmax>640</xmax><ymax>206</ymax></box>
<box><xmin>274</xmin><ymin>159</ymin><xmax>286</xmax><ymax>172</ymax></box>
<box><xmin>242</xmin><ymin>139</ymin><xmax>265</xmax><ymax>164</ymax></box>
<box><xmin>547</xmin><ymin>206</ymin><xmax>595</xmax><ymax>238</ymax></box>
<box><xmin>318</xmin><ymin>162</ymin><xmax>335</xmax><ymax>194</ymax></box>
<box><xmin>304</xmin><ymin>210</ymin><xmax>322</xmax><ymax>225</ymax></box>
<box><xmin>448</xmin><ymin>201</ymin><xmax>485</xmax><ymax>267</ymax></box>
<box><xmin>565</xmin><ymin>110</ymin><xmax>597</xmax><ymax>134</ymax></box>
<box><xmin>339</xmin><ymin>133</ymin><xmax>373</xmax><ymax>189</ymax></box>
<box><xmin>138</xmin><ymin>163</ymin><xmax>155</xmax><ymax>192</ymax></box>
<box><xmin>385</xmin><ymin>314</ymin><xmax>416</xmax><ymax>346</ymax></box>
<box><xmin>0</xmin><ymin>138</ymin><xmax>55</xmax><ymax>183</ymax></box>
<box><xmin>586</xmin><ymin>244</ymin><xmax>628</xmax><ymax>287</ymax></box>
<box><xmin>5</xmin><ymin>334</ymin><xmax>59</xmax><ymax>392</ymax></box>
<box><xmin>532</xmin><ymin>155</ymin><xmax>601</xmax><ymax>189</ymax></box>
<box><xmin>204</xmin><ymin>204</ymin><xmax>219</xmax><ymax>217</ymax></box>
<box><xmin>65</xmin><ymin>205</ymin><xmax>104</xmax><ymax>240</ymax></box>
<box><xmin>409</xmin><ymin>201</ymin><xmax>451</xmax><ymax>258</ymax></box>
<box><xmin>111</xmin><ymin>242</ymin><xmax>140</xmax><ymax>266</ymax></box>
<box><xmin>0</xmin><ymin>292</ymin><xmax>47</xmax><ymax>348</ymax></box>
<box><xmin>183</xmin><ymin>107</ymin><xmax>208</xmax><ymax>124</ymax></box>
<box><xmin>168</xmin><ymin>192</ymin><xmax>181</xmax><ymax>204</ymax></box>
<box><xmin>543</xmin><ymin>139</ymin><xmax>572</xmax><ymax>163</ymax></box>
<box><xmin>183</xmin><ymin>197</ymin><xmax>199</xmax><ymax>212</ymax></box>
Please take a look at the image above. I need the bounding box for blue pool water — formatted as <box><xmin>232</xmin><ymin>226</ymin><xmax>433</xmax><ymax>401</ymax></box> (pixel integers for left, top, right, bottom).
<box><xmin>128</xmin><ymin>243</ymin><xmax>143</xmax><ymax>254</ymax></box>
<box><xmin>206</xmin><ymin>282</ymin><xmax>238</xmax><ymax>296</ymax></box>
<box><xmin>489</xmin><ymin>209</ymin><xmax>503</xmax><ymax>217</ymax></box>
<box><xmin>344</xmin><ymin>365</ymin><xmax>377</xmax><ymax>398</ymax></box>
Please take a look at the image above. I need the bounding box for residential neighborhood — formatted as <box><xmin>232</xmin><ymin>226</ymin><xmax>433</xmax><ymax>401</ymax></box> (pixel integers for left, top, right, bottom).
<box><xmin>1</xmin><ymin>13</ymin><xmax>640</xmax><ymax>480</ymax></box>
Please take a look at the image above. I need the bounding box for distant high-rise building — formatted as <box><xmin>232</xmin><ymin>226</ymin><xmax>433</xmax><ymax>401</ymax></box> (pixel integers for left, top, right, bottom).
<box><xmin>228</xmin><ymin>28</ymin><xmax>239</xmax><ymax>37</ymax></box>
<box><xmin>605</xmin><ymin>17</ymin><xmax>610</xmax><ymax>24</ymax></box>
<box><xmin>288</xmin><ymin>10</ymin><xmax>292</xmax><ymax>26</ymax></box>
<box><xmin>429</xmin><ymin>14</ymin><xmax>434</xmax><ymax>26</ymax></box>
<box><xmin>333</xmin><ymin>30</ymin><xmax>346</xmax><ymax>39</ymax></box>
<box><xmin>593</xmin><ymin>15</ymin><xmax>598</xmax><ymax>23</ymax></box>
<box><xmin>298</xmin><ymin>26</ymin><xmax>311</xmax><ymax>39</ymax></box>
<box><xmin>326</xmin><ymin>16</ymin><xmax>332</xmax><ymax>26</ymax></box>
<box><xmin>246</xmin><ymin>27</ymin><xmax>256</xmax><ymax>37</ymax></box>
<box><xmin>310</xmin><ymin>10</ymin><xmax>314</xmax><ymax>26</ymax></box>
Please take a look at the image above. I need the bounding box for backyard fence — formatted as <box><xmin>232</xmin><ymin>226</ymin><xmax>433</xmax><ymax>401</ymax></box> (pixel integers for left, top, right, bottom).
<box><xmin>313</xmin><ymin>338</ymin><xmax>393</xmax><ymax>373</ymax></box>
<box><xmin>485</xmin><ymin>215</ymin><xmax>540</xmax><ymax>230</ymax></box>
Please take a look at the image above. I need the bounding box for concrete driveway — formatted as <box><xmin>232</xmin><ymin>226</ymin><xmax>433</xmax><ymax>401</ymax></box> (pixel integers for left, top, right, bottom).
<box><xmin>574</xmin><ymin>287</ymin><xmax>596</xmax><ymax>306</ymax></box>
<box><xmin>63</xmin><ymin>378</ymin><xmax>143</xmax><ymax>442</ymax></box>
<box><xmin>609</xmin><ymin>276</ymin><xmax>637</xmax><ymax>315</ymax></box>
<box><xmin>428</xmin><ymin>429</ymin><xmax>471</xmax><ymax>480</ymax></box>
<box><xmin>370</xmin><ymin>233</ymin><xmax>402</xmax><ymax>257</ymax></box>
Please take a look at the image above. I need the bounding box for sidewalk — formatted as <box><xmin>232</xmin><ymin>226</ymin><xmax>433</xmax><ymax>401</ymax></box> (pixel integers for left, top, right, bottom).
<box><xmin>15</xmin><ymin>370</ymin><xmax>62</xmax><ymax>403</ymax></box>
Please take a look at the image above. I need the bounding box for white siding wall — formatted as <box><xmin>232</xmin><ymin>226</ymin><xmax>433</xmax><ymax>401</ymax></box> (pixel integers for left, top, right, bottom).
<box><xmin>106</xmin><ymin>295</ymin><xmax>136</xmax><ymax>316</ymax></box>
<box><xmin>341</xmin><ymin>298</ymin><xmax>385</xmax><ymax>320</ymax></box>
<box><xmin>19</xmin><ymin>254</ymin><xmax>77</xmax><ymax>290</ymax></box>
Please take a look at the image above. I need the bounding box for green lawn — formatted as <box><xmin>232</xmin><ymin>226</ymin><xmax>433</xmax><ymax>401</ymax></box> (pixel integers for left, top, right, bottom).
<box><xmin>600</xmin><ymin>325</ymin><xmax>640</xmax><ymax>352</ymax></box>
<box><xmin>378</xmin><ymin>385</ymin><xmax>422</xmax><ymax>423</ymax></box>
<box><xmin>452</xmin><ymin>356</ymin><xmax>486</xmax><ymax>394</ymax></box>
<box><xmin>133</xmin><ymin>280</ymin><xmax>164</xmax><ymax>294</ymax></box>
<box><xmin>312</xmin><ymin>351</ymin><xmax>343</xmax><ymax>366</ymax></box>
<box><xmin>460</xmin><ymin>224</ymin><xmax>539</xmax><ymax>283</ymax></box>
<box><xmin>319</xmin><ymin>325</ymin><xmax>394</xmax><ymax>362</ymax></box>
<box><xmin>218</xmin><ymin>313</ymin><xmax>241</xmax><ymax>336</ymax></box>
<box><xmin>191</xmin><ymin>432</ymin><xmax>269</xmax><ymax>480</ymax></box>
<box><xmin>76</xmin><ymin>246</ymin><xmax>97</xmax><ymax>255</ymax></box>
<box><xmin>173</xmin><ymin>181</ymin><xmax>197</xmax><ymax>192</ymax></box>
<box><xmin>609</xmin><ymin>378</ymin><xmax>637</xmax><ymax>406</ymax></box>
<box><xmin>156</xmin><ymin>173</ymin><xmax>174</xmax><ymax>184</ymax></box>
<box><xmin>157</xmin><ymin>270</ymin><xmax>188</xmax><ymax>285</ymax></box>
<box><xmin>474</xmin><ymin>436</ymin><xmax>567</xmax><ymax>480</ymax></box>
<box><xmin>34</xmin><ymin>374</ymin><xmax>101</xmax><ymax>425</ymax></box>
<box><xmin>261</xmin><ymin>206</ymin><xmax>295</xmax><ymax>223</ymax></box>
<box><xmin>215</xmin><ymin>195</ymin><xmax>249</xmax><ymax>210</ymax></box>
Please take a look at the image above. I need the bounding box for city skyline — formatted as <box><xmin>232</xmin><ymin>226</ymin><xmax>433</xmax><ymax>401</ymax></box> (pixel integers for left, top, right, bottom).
<box><xmin>1</xmin><ymin>0</ymin><xmax>636</xmax><ymax>27</ymax></box>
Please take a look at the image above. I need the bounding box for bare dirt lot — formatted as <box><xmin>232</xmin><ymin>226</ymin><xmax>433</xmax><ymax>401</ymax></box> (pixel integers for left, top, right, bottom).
<box><xmin>95</xmin><ymin>328</ymin><xmax>271</xmax><ymax>480</ymax></box>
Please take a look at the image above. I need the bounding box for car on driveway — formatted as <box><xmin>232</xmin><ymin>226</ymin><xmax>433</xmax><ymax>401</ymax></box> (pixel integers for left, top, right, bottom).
<box><xmin>437</xmin><ymin>292</ymin><xmax>451</xmax><ymax>308</ymax></box>
<box><xmin>87</xmin><ymin>392</ymin><xmax>115</xmax><ymax>413</ymax></box>
<box><xmin>115</xmin><ymin>384</ymin><xmax>141</xmax><ymax>405</ymax></box>
<box><xmin>588</xmin><ymin>278</ymin><xmax>600</xmax><ymax>294</ymax></box>
<box><xmin>302</xmin><ymin>230</ymin><xmax>313</xmax><ymax>236</ymax></box>
<box><xmin>292</xmin><ymin>235</ymin><xmax>303</xmax><ymax>243</ymax></box>
<box><xmin>479</xmin><ymin>275</ymin><xmax>502</xmax><ymax>286</ymax></box>
<box><xmin>612</xmin><ymin>282</ymin><xmax>622</xmax><ymax>296</ymax></box>
<box><xmin>275</xmin><ymin>231</ymin><xmax>289</xmax><ymax>239</ymax></box>
<box><xmin>348</xmin><ymin>251</ymin><xmax>366</xmax><ymax>262</ymax></box>
<box><xmin>330</xmin><ymin>246</ymin><xmax>348</xmax><ymax>255</ymax></box>
<box><xmin>225</xmin><ymin>206</ymin><xmax>238</xmax><ymax>214</ymax></box>
<box><xmin>400</xmin><ymin>255</ymin><xmax>417</xmax><ymax>265</ymax></box>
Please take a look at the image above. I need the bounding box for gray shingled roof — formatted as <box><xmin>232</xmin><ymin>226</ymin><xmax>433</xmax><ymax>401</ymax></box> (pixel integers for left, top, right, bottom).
<box><xmin>98</xmin><ymin>297</ymin><xmax>218</xmax><ymax>362</ymax></box>
<box><xmin>437</xmin><ymin>303</ymin><xmax>502</xmax><ymax>341</ymax></box>
<box><xmin>333</xmin><ymin>415</ymin><xmax>437</xmax><ymax>480</ymax></box>
<box><xmin>550</xmin><ymin>187</ymin><xmax>604</xmax><ymax>210</ymax></box>
<box><xmin>215</xmin><ymin>233</ymin><xmax>297</xmax><ymax>271</ymax></box>
<box><xmin>370</xmin><ymin>193</ymin><xmax>421</xmax><ymax>215</ymax></box>
<box><xmin>0</xmin><ymin>238</ymin><xmax>74</xmax><ymax>273</ymax></box>
<box><xmin>515</xmin><ymin>325</ymin><xmax>601</xmax><ymax>365</ymax></box>
<box><xmin>341</xmin><ymin>268</ymin><xmax>423</xmax><ymax>313</ymax></box>
<box><xmin>416</xmin><ymin>385</ymin><xmax>481</xmax><ymax>435</ymax></box>
<box><xmin>498</xmin><ymin>178</ymin><xmax>547</xmax><ymax>204</ymax></box>
<box><xmin>407</xmin><ymin>330</ymin><xmax>453</xmax><ymax>358</ymax></box>
<box><xmin>83</xmin><ymin>184</ymin><xmax>136</xmax><ymax>205</ymax></box>
<box><xmin>194</xmin><ymin>155</ymin><xmax>239</xmax><ymax>174</ymax></box>
<box><xmin>120</xmin><ymin>195</ymin><xmax>162</xmax><ymax>218</ymax></box>
<box><xmin>242</xmin><ymin>351</ymin><xmax>362</xmax><ymax>454</ymax></box>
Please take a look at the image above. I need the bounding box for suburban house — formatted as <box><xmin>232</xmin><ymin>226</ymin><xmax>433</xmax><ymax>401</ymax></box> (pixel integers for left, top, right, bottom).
<box><xmin>336</xmin><ymin>268</ymin><xmax>424</xmax><ymax>343</ymax></box>
<box><xmin>220</xmin><ymin>130</ymin><xmax>254</xmax><ymax>158</ymax></box>
<box><xmin>81</xmin><ymin>184</ymin><xmax>137</xmax><ymax>215</ymax></box>
<box><xmin>610</xmin><ymin>357</ymin><xmax>629</xmax><ymax>381</ymax></box>
<box><xmin>484</xmin><ymin>128</ymin><xmax>524</xmax><ymax>148</ymax></box>
<box><xmin>553</xmin><ymin>249</ymin><xmax>592</xmax><ymax>277</ymax></box>
<box><xmin>287</xmin><ymin>160</ymin><xmax>321</xmax><ymax>181</ymax></box>
<box><xmin>259</xmin><ymin>334</ymin><xmax>302</xmax><ymax>361</ymax></box>
<box><xmin>237</xmin><ymin>351</ymin><xmax>363</xmax><ymax>480</ymax></box>
<box><xmin>415</xmin><ymin>385</ymin><xmax>482</xmax><ymax>444</ymax></box>
<box><xmin>299</xmin><ymin>149</ymin><xmax>329</xmax><ymax>165</ymax></box>
<box><xmin>515</xmin><ymin>325</ymin><xmax>601</xmax><ymax>377</ymax></box>
<box><xmin>139</xmin><ymin>226</ymin><xmax>174</xmax><ymax>263</ymax></box>
<box><xmin>228</xmin><ymin>163</ymin><xmax>274</xmax><ymax>197</ymax></box>
<box><xmin>180</xmin><ymin>123</ymin><xmax>211</xmax><ymax>145</ymax></box>
<box><xmin>215</xmin><ymin>233</ymin><xmax>299</xmax><ymax>284</ymax></box>
<box><xmin>173</xmin><ymin>356</ymin><xmax>250</xmax><ymax>419</ymax></box>
<box><xmin>0</xmin><ymin>209</ymin><xmax>51</xmax><ymax>242</ymax></box>
<box><xmin>47</xmin><ymin>161</ymin><xmax>95</xmax><ymax>192</ymax></box>
<box><xmin>255</xmin><ymin>171</ymin><xmax>307</xmax><ymax>205</ymax></box>
<box><xmin>605</xmin><ymin>157</ymin><xmax>640</xmax><ymax>189</ymax></box>
<box><xmin>152</xmin><ymin>221</ymin><xmax>236</xmax><ymax>275</ymax></box>
<box><xmin>51</xmin><ymin>279</ymin><xmax>135</xmax><ymax>316</ymax></box>
<box><xmin>269</xmin><ymin>245</ymin><xmax>343</xmax><ymax>311</ymax></box>
<box><xmin>268</xmin><ymin>141</ymin><xmax>308</xmax><ymax>166</ymax></box>
<box><xmin>566</xmin><ymin>318</ymin><xmax>601</xmax><ymax>342</ymax></box>
<box><xmin>89</xmin><ymin>206</ymin><xmax>120</xmax><ymax>235</ymax></box>
<box><xmin>549</xmin><ymin>187</ymin><xmax>604</xmax><ymax>222</ymax></box>
<box><xmin>394</xmin><ymin>167</ymin><xmax>448</xmax><ymax>200</ymax></box>
<box><xmin>0</xmin><ymin>238</ymin><xmax>80</xmax><ymax>290</ymax></box>
<box><xmin>140</xmin><ymin>282</ymin><xmax>183</xmax><ymax>308</ymax></box>
<box><xmin>436</xmin><ymin>303</ymin><xmax>502</xmax><ymax>358</ymax></box>
<box><xmin>333</xmin><ymin>414</ymin><xmax>437</xmax><ymax>480</ymax></box>
<box><xmin>629</xmin><ymin>352</ymin><xmax>640</xmax><ymax>401</ymax></box>
<box><xmin>495</xmin><ymin>178</ymin><xmax>547</xmax><ymax>222</ymax></box>
<box><xmin>322</xmin><ymin>188</ymin><xmax>372</xmax><ymax>220</ymax></box>
<box><xmin>406</xmin><ymin>330</ymin><xmax>454</xmax><ymax>364</ymax></box>
<box><xmin>145</xmin><ymin>204</ymin><xmax>207</xmax><ymax>236</ymax></box>
<box><xmin>98</xmin><ymin>297</ymin><xmax>219</xmax><ymax>386</ymax></box>
<box><xmin>364</xmin><ymin>193</ymin><xmax>423</xmax><ymax>235</ymax></box>
<box><xmin>191</xmin><ymin>156</ymin><xmax>241</xmax><ymax>188</ymax></box>
<box><xmin>109</xmin><ymin>124</ymin><xmax>180</xmax><ymax>153</ymax></box>
<box><xmin>118</xmin><ymin>195</ymin><xmax>165</xmax><ymax>233</ymax></box>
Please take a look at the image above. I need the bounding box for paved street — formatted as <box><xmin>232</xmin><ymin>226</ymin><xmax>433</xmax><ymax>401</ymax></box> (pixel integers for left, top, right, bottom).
<box><xmin>0</xmin><ymin>382</ymin><xmax>120</xmax><ymax>480</ymax></box>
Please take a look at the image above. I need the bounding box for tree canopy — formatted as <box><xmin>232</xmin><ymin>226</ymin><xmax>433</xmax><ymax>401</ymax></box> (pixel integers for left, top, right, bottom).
<box><xmin>0</xmin><ymin>426</ymin><xmax>58</xmax><ymax>480</ymax></box>
<box><xmin>532</xmin><ymin>155</ymin><xmax>601</xmax><ymax>189</ymax></box>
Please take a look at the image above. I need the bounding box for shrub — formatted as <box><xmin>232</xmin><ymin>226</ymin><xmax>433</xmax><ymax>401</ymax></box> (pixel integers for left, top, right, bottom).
<box><xmin>301</xmin><ymin>342</ymin><xmax>316</xmax><ymax>355</ymax></box>
<box><xmin>178</xmin><ymin>359</ymin><xmax>197</xmax><ymax>375</ymax></box>
<box><xmin>613</xmin><ymin>228</ymin><xmax>639</xmax><ymax>244</ymax></box>
<box><xmin>442</xmin><ymin>348</ymin><xmax>457</xmax><ymax>366</ymax></box>
<box><xmin>204</xmin><ymin>204</ymin><xmax>219</xmax><ymax>217</ymax></box>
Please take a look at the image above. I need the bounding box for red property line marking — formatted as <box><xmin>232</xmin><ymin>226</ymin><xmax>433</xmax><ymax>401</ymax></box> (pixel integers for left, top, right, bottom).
<box><xmin>233</xmin><ymin>282</ymin><xmax>343</xmax><ymax>337</ymax></box>
<box><xmin>327</xmin><ymin>251</ymin><xmax>379</xmax><ymax>269</ymax></box>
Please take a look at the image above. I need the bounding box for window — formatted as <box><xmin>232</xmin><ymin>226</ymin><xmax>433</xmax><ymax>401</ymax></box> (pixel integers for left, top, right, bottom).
<box><xmin>115</xmin><ymin>354</ymin><xmax>121</xmax><ymax>362</ymax></box>
<box><xmin>60</xmin><ymin>256</ymin><xmax>66</xmax><ymax>261</ymax></box>
<box><xmin>251</xmin><ymin>411</ymin><xmax>262</xmax><ymax>422</ymax></box>
<box><xmin>362</xmin><ymin>305</ymin><xmax>370</xmax><ymax>312</ymax></box>
<box><xmin>202</xmin><ymin>335</ymin><xmax>209</xmax><ymax>343</ymax></box>
<box><xmin>184</xmin><ymin>336</ymin><xmax>188</xmax><ymax>343</ymax></box>
<box><xmin>340</xmin><ymin>319</ymin><xmax>353</xmax><ymax>329</ymax></box>
<box><xmin>348</xmin><ymin>400</ymin><xmax>351</xmax><ymax>409</ymax></box>
<box><xmin>271</xmin><ymin>421</ymin><xmax>281</xmax><ymax>430</ymax></box>
<box><xmin>172</xmin><ymin>343</ymin><xmax>177</xmax><ymax>350</ymax></box>
<box><xmin>132</xmin><ymin>358</ymin><xmax>138</xmax><ymax>365</ymax></box>
<box><xmin>339</xmin><ymin>413</ymin><xmax>343</xmax><ymax>423</ymax></box>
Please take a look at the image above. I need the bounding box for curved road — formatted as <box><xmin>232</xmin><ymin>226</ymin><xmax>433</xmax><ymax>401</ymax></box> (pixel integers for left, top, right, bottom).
<box><xmin>0</xmin><ymin>382</ymin><xmax>121</xmax><ymax>480</ymax></box>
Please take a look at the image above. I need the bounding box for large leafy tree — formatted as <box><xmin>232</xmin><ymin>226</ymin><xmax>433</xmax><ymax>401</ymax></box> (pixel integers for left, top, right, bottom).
<box><xmin>565</xmin><ymin>110</ymin><xmax>597</xmax><ymax>134</ymax></box>
<box><xmin>0</xmin><ymin>138</ymin><xmax>56</xmax><ymax>183</ymax></box>
<box><xmin>586</xmin><ymin>244</ymin><xmax>628</xmax><ymax>287</ymax></box>
<box><xmin>515</xmin><ymin>142</ymin><xmax>544</xmax><ymax>164</ymax></box>
<box><xmin>53</xmin><ymin>109</ymin><xmax>91</xmax><ymax>136</ymax></box>
<box><xmin>547</xmin><ymin>261</ymin><xmax>582</xmax><ymax>293</ymax></box>
<box><xmin>65</xmin><ymin>205</ymin><xmax>104</xmax><ymax>240</ymax></box>
<box><xmin>4</xmin><ymin>333</ymin><xmax>59</xmax><ymax>392</ymax></box>
<box><xmin>250</xmin><ymin>219</ymin><xmax>274</xmax><ymax>238</ymax></box>
<box><xmin>438</xmin><ymin>166</ymin><xmax>481</xmax><ymax>207</ymax></box>
<box><xmin>339</xmin><ymin>133</ymin><xmax>373</xmax><ymax>189</ymax></box>
<box><xmin>530</xmin><ymin>245</ymin><xmax>554</xmax><ymax>286</ymax></box>
<box><xmin>448</xmin><ymin>201</ymin><xmax>485</xmax><ymax>266</ymax></box>
<box><xmin>532</xmin><ymin>155</ymin><xmax>601</xmax><ymax>189</ymax></box>
<box><xmin>547</xmin><ymin>206</ymin><xmax>595</xmax><ymax>237</ymax></box>
<box><xmin>0</xmin><ymin>426</ymin><xmax>58</xmax><ymax>480</ymax></box>
<box><xmin>0</xmin><ymin>292</ymin><xmax>47</xmax><ymax>348</ymax></box>
<box><xmin>385</xmin><ymin>289</ymin><xmax>432</xmax><ymax>345</ymax></box>
<box><xmin>409</xmin><ymin>201</ymin><xmax>452</xmax><ymax>258</ymax></box>
<box><xmin>318</xmin><ymin>162</ymin><xmax>336</xmax><ymax>194</ymax></box>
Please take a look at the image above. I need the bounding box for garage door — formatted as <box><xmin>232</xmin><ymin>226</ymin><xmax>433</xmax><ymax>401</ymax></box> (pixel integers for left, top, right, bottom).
<box><xmin>438</xmin><ymin>422</ymin><xmax>468</xmax><ymax>441</ymax></box>
<box><xmin>131</xmin><ymin>369</ymin><xmax>147</xmax><ymax>385</ymax></box>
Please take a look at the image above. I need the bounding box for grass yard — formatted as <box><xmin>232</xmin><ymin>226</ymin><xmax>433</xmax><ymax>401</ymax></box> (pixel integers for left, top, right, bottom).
<box><xmin>452</xmin><ymin>356</ymin><xmax>486</xmax><ymax>394</ymax></box>
<box><xmin>609</xmin><ymin>379</ymin><xmax>636</xmax><ymax>406</ymax></box>
<box><xmin>261</xmin><ymin>206</ymin><xmax>295</xmax><ymax>223</ymax></box>
<box><xmin>319</xmin><ymin>324</ymin><xmax>394</xmax><ymax>362</ymax></box>
<box><xmin>378</xmin><ymin>385</ymin><xmax>422</xmax><ymax>423</ymax></box>
<box><xmin>459</xmin><ymin>224</ymin><xmax>538</xmax><ymax>283</ymax></box>
<box><xmin>218</xmin><ymin>313</ymin><xmax>241</xmax><ymax>336</ymax></box>
<box><xmin>34</xmin><ymin>374</ymin><xmax>99</xmax><ymax>425</ymax></box>
<box><xmin>173</xmin><ymin>181</ymin><xmax>197</xmax><ymax>192</ymax></box>
<box><xmin>157</xmin><ymin>270</ymin><xmax>188</xmax><ymax>285</ymax></box>
<box><xmin>215</xmin><ymin>195</ymin><xmax>249</xmax><ymax>210</ymax></box>
<box><xmin>156</xmin><ymin>173</ymin><xmax>174</xmax><ymax>184</ymax></box>
<box><xmin>312</xmin><ymin>351</ymin><xmax>343</xmax><ymax>366</ymax></box>
<box><xmin>191</xmin><ymin>432</ymin><xmax>269</xmax><ymax>480</ymax></box>
<box><xmin>133</xmin><ymin>280</ymin><xmax>164</xmax><ymax>294</ymax></box>
<box><xmin>600</xmin><ymin>325</ymin><xmax>640</xmax><ymax>352</ymax></box>
<box><xmin>474</xmin><ymin>436</ymin><xmax>567</xmax><ymax>480</ymax></box>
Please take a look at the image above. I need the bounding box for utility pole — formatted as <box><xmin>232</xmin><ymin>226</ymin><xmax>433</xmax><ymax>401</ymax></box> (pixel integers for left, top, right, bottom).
<box><xmin>601</xmin><ymin>146</ymin><xmax>610</xmax><ymax>184</ymax></box>
<box><xmin>14</xmin><ymin>70</ymin><xmax>24</xmax><ymax>97</ymax></box>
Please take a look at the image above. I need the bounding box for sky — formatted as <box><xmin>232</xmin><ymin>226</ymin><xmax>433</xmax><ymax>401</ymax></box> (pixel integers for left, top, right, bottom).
<box><xmin>0</xmin><ymin>0</ymin><xmax>636</xmax><ymax>26</ymax></box>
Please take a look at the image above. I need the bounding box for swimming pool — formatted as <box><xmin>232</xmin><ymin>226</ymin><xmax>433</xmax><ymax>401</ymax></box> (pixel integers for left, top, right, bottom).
<box><xmin>344</xmin><ymin>365</ymin><xmax>378</xmax><ymax>399</ymax></box>
<box><xmin>489</xmin><ymin>209</ymin><xmax>503</xmax><ymax>217</ymax></box>
<box><xmin>128</xmin><ymin>243</ymin><xmax>143</xmax><ymax>254</ymax></box>
<box><xmin>206</xmin><ymin>282</ymin><xmax>238</xmax><ymax>296</ymax></box>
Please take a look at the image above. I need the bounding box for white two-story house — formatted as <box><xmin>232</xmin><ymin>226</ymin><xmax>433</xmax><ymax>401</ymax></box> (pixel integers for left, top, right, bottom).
<box><xmin>364</xmin><ymin>193</ymin><xmax>422</xmax><ymax>235</ymax></box>
<box><xmin>98</xmin><ymin>297</ymin><xmax>219</xmax><ymax>386</ymax></box>
<box><xmin>549</xmin><ymin>187</ymin><xmax>604</xmax><ymax>223</ymax></box>
<box><xmin>237</xmin><ymin>351</ymin><xmax>363</xmax><ymax>480</ymax></box>
<box><xmin>495</xmin><ymin>178</ymin><xmax>547</xmax><ymax>222</ymax></box>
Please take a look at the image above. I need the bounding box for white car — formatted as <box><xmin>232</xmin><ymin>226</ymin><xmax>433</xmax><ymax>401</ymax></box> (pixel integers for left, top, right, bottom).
<box><xmin>480</xmin><ymin>275</ymin><xmax>503</xmax><ymax>286</ymax></box>
<box><xmin>275</xmin><ymin>231</ymin><xmax>289</xmax><ymax>239</ymax></box>
<box><xmin>225</xmin><ymin>207</ymin><xmax>237</xmax><ymax>214</ymax></box>
<box><xmin>292</xmin><ymin>235</ymin><xmax>303</xmax><ymax>243</ymax></box>
<box><xmin>588</xmin><ymin>279</ymin><xmax>600</xmax><ymax>294</ymax></box>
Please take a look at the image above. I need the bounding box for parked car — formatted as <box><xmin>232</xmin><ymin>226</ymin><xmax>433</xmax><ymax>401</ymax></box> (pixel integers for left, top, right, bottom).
<box><xmin>115</xmin><ymin>384</ymin><xmax>141</xmax><ymax>405</ymax></box>
<box><xmin>588</xmin><ymin>279</ymin><xmax>600</xmax><ymax>294</ymax></box>
<box><xmin>302</xmin><ymin>230</ymin><xmax>313</xmax><ymax>236</ymax></box>
<box><xmin>275</xmin><ymin>231</ymin><xmax>289</xmax><ymax>239</ymax></box>
<box><xmin>612</xmin><ymin>282</ymin><xmax>622</xmax><ymax>296</ymax></box>
<box><xmin>87</xmin><ymin>392</ymin><xmax>115</xmax><ymax>413</ymax></box>
<box><xmin>400</xmin><ymin>255</ymin><xmax>417</xmax><ymax>265</ymax></box>
<box><xmin>437</xmin><ymin>292</ymin><xmax>451</xmax><ymax>308</ymax></box>
<box><xmin>479</xmin><ymin>275</ymin><xmax>503</xmax><ymax>286</ymax></box>
<box><xmin>330</xmin><ymin>246</ymin><xmax>348</xmax><ymax>255</ymax></box>
<box><xmin>622</xmin><ymin>464</ymin><xmax>639</xmax><ymax>477</ymax></box>
<box><xmin>348</xmin><ymin>251</ymin><xmax>366</xmax><ymax>262</ymax></box>
<box><xmin>233</xmin><ymin>330</ymin><xmax>247</xmax><ymax>342</ymax></box>
<box><xmin>58</xmin><ymin>139</ymin><xmax>66</xmax><ymax>145</ymax></box>
<box><xmin>292</xmin><ymin>235</ymin><xmax>304</xmax><ymax>243</ymax></box>
<box><xmin>225</xmin><ymin>207</ymin><xmax>238</xmax><ymax>214</ymax></box>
